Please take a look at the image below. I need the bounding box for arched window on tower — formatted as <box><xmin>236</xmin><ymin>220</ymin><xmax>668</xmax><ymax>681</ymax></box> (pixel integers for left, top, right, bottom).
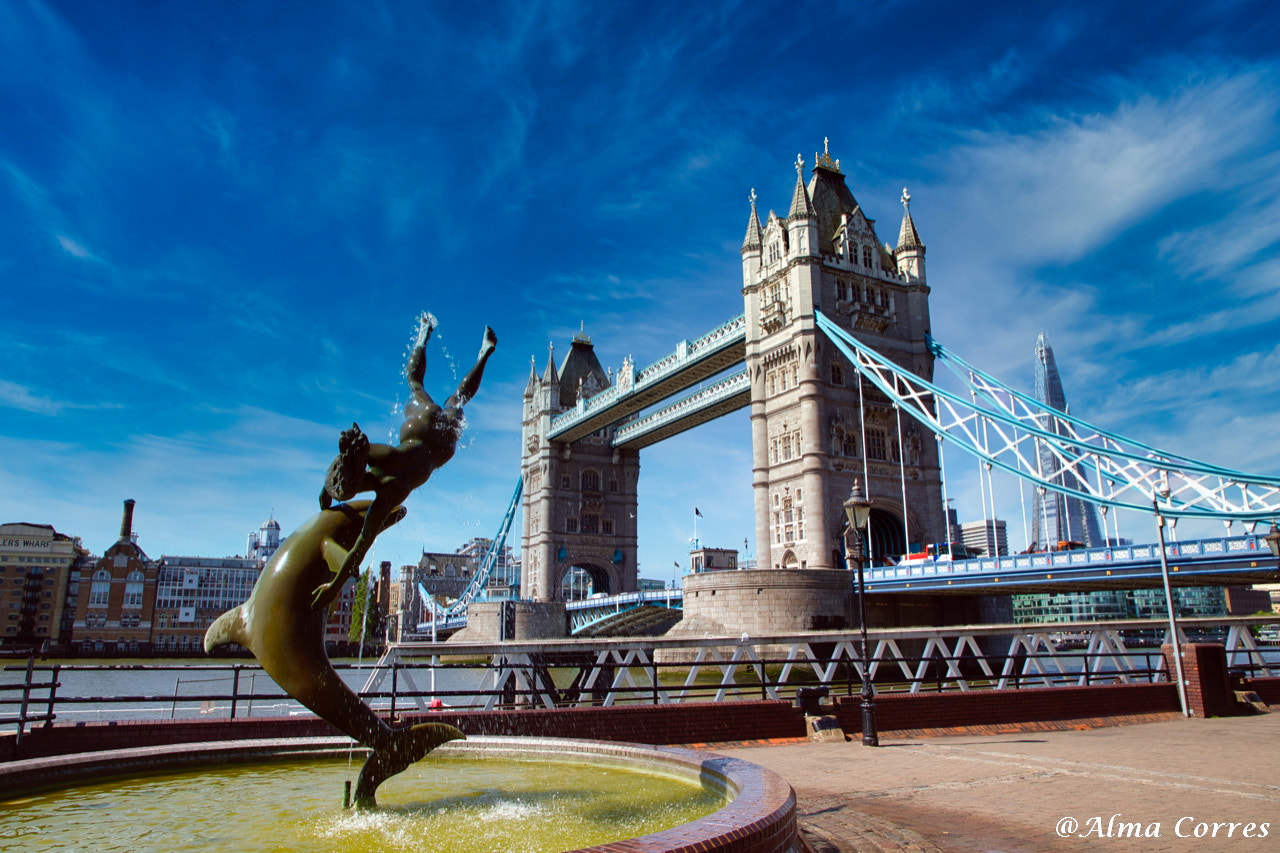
<box><xmin>581</xmin><ymin>469</ymin><xmax>601</xmax><ymax>492</ymax></box>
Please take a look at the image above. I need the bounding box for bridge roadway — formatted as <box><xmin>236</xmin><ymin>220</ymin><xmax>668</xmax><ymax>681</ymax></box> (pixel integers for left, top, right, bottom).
<box><xmin>561</xmin><ymin>533</ymin><xmax>1278</xmax><ymax>631</ymax></box>
<box><xmin>548</xmin><ymin>314</ymin><xmax>746</xmax><ymax>444</ymax></box>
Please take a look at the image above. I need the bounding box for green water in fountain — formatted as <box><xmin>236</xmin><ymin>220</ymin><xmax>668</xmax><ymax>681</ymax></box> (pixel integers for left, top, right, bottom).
<box><xmin>2</xmin><ymin>754</ymin><xmax>728</xmax><ymax>852</ymax></box>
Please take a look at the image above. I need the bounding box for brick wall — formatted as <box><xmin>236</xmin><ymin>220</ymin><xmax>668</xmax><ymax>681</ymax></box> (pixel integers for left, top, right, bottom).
<box><xmin>1242</xmin><ymin>676</ymin><xmax>1280</xmax><ymax>705</ymax></box>
<box><xmin>835</xmin><ymin>682</ymin><xmax>1180</xmax><ymax>733</ymax></box>
<box><xmin>2</xmin><ymin>701</ymin><xmax>805</xmax><ymax>761</ymax></box>
<box><xmin>1162</xmin><ymin>643</ymin><xmax>1238</xmax><ymax>718</ymax></box>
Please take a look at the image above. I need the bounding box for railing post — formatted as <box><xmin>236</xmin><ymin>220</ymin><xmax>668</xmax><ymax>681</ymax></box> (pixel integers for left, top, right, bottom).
<box><xmin>651</xmin><ymin>657</ymin><xmax>658</xmax><ymax>705</ymax></box>
<box><xmin>44</xmin><ymin>663</ymin><xmax>60</xmax><ymax>728</ymax></box>
<box><xmin>15</xmin><ymin>655</ymin><xmax>34</xmax><ymax>756</ymax></box>
<box><xmin>390</xmin><ymin>662</ymin><xmax>399</xmax><ymax>720</ymax></box>
<box><xmin>230</xmin><ymin>666</ymin><xmax>241</xmax><ymax>720</ymax></box>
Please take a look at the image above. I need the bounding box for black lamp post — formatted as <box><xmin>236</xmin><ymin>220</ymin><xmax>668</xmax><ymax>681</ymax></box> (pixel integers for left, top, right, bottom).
<box><xmin>843</xmin><ymin>479</ymin><xmax>878</xmax><ymax>746</ymax></box>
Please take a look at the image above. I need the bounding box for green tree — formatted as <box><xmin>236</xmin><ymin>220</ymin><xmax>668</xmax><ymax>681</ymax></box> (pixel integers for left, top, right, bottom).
<box><xmin>348</xmin><ymin>568</ymin><xmax>386</xmax><ymax>644</ymax></box>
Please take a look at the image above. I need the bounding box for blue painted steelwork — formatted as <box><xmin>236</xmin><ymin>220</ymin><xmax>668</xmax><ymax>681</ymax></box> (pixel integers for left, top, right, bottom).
<box><xmin>815</xmin><ymin>310</ymin><xmax>1280</xmax><ymax>521</ymax></box>
<box><xmin>547</xmin><ymin>314</ymin><xmax>746</xmax><ymax>440</ymax></box>
<box><xmin>865</xmin><ymin>534</ymin><xmax>1275</xmax><ymax>592</ymax></box>
<box><xmin>567</xmin><ymin>588</ymin><xmax>684</xmax><ymax>634</ymax></box>
<box><xmin>415</xmin><ymin>476</ymin><xmax>523</xmax><ymax>630</ymax></box>
<box><xmin>612</xmin><ymin>368</ymin><xmax>749</xmax><ymax>447</ymax></box>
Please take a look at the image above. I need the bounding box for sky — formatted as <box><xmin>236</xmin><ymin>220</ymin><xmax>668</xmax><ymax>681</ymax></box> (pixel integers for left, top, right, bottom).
<box><xmin>1</xmin><ymin>0</ymin><xmax>1278</xmax><ymax>583</ymax></box>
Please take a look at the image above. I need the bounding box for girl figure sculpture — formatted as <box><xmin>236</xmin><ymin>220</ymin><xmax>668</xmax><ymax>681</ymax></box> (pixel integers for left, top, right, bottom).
<box><xmin>315</xmin><ymin>315</ymin><xmax>497</xmax><ymax>606</ymax></box>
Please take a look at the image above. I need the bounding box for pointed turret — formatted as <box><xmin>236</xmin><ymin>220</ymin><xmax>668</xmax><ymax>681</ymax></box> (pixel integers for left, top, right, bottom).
<box><xmin>893</xmin><ymin>187</ymin><xmax>926</xmax><ymax>283</ymax></box>
<box><xmin>523</xmin><ymin>355</ymin><xmax>538</xmax><ymax>398</ymax></box>
<box><xmin>741</xmin><ymin>188</ymin><xmax>763</xmax><ymax>252</ymax></box>
<box><xmin>787</xmin><ymin>154</ymin><xmax>815</xmax><ymax>221</ymax></box>
<box><xmin>787</xmin><ymin>153</ymin><xmax>818</xmax><ymax>260</ymax></box>
<box><xmin>741</xmin><ymin>188</ymin><xmax>763</xmax><ymax>288</ymax></box>
<box><xmin>541</xmin><ymin>342</ymin><xmax>558</xmax><ymax>385</ymax></box>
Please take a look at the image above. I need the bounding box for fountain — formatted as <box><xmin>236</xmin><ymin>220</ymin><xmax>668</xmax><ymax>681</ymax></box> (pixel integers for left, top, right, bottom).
<box><xmin>0</xmin><ymin>316</ymin><xmax>799</xmax><ymax>851</ymax></box>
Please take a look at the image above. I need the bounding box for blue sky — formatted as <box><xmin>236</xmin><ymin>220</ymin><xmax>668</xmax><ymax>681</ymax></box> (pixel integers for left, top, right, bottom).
<box><xmin>1</xmin><ymin>0</ymin><xmax>1278</xmax><ymax>579</ymax></box>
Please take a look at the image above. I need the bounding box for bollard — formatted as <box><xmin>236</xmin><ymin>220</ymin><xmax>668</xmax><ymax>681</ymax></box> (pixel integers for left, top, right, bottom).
<box><xmin>343</xmin><ymin>780</ymin><xmax>351</xmax><ymax>809</ymax></box>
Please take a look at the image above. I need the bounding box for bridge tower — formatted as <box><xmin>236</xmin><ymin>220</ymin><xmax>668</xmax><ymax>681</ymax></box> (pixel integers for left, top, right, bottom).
<box><xmin>520</xmin><ymin>329</ymin><xmax>640</xmax><ymax>602</ymax></box>
<box><xmin>742</xmin><ymin>143</ymin><xmax>946</xmax><ymax>569</ymax></box>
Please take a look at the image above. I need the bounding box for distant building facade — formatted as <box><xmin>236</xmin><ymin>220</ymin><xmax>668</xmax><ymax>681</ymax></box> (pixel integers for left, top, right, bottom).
<box><xmin>152</xmin><ymin>555</ymin><xmax>262</xmax><ymax>654</ymax></box>
<box><xmin>72</xmin><ymin>500</ymin><xmax>161</xmax><ymax>655</ymax></box>
<box><xmin>960</xmin><ymin>519</ymin><xmax>1008</xmax><ymax>558</ymax></box>
<box><xmin>245</xmin><ymin>517</ymin><xmax>282</xmax><ymax>563</ymax></box>
<box><xmin>690</xmin><ymin>546</ymin><xmax>739</xmax><ymax>573</ymax></box>
<box><xmin>0</xmin><ymin>522</ymin><xmax>83</xmax><ymax>651</ymax></box>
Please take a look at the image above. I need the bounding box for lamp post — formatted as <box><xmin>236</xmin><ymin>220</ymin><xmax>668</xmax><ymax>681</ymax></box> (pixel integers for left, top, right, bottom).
<box><xmin>843</xmin><ymin>480</ymin><xmax>878</xmax><ymax>746</ymax></box>
<box><xmin>1152</xmin><ymin>492</ymin><xmax>1189</xmax><ymax>718</ymax></box>
<box><xmin>1265</xmin><ymin>523</ymin><xmax>1280</xmax><ymax>566</ymax></box>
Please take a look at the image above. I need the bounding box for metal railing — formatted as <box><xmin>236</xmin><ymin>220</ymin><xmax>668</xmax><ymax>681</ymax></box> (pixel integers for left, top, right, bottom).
<box><xmin>5</xmin><ymin>618</ymin><xmax>1272</xmax><ymax>740</ymax></box>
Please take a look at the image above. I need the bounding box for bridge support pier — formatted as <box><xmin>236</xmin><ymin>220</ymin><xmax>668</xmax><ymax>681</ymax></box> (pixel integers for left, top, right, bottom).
<box><xmin>450</xmin><ymin>601</ymin><xmax>567</xmax><ymax>643</ymax></box>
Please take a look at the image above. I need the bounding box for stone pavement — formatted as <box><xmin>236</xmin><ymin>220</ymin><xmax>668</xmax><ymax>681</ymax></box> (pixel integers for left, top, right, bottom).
<box><xmin>717</xmin><ymin>713</ymin><xmax>1280</xmax><ymax>853</ymax></box>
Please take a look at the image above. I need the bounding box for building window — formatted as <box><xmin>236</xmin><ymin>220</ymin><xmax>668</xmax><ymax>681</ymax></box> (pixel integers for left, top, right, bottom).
<box><xmin>89</xmin><ymin>570</ymin><xmax>110</xmax><ymax>607</ymax></box>
<box><xmin>602</xmin><ymin>518</ymin><xmax>614</xmax><ymax>535</ymax></box>
<box><xmin>123</xmin><ymin>571</ymin><xmax>144</xmax><ymax>609</ymax></box>
<box><xmin>581</xmin><ymin>514</ymin><xmax>599</xmax><ymax>534</ymax></box>
<box><xmin>581</xmin><ymin>470</ymin><xmax>601</xmax><ymax>491</ymax></box>
<box><xmin>609</xmin><ymin>478</ymin><xmax>619</xmax><ymax>492</ymax></box>
<box><xmin>830</xmin><ymin>363</ymin><xmax>843</xmax><ymax>385</ymax></box>
<box><xmin>867</xmin><ymin>429</ymin><xmax>887</xmax><ymax>460</ymax></box>
<box><xmin>863</xmin><ymin>246</ymin><xmax>873</xmax><ymax>268</ymax></box>
<box><xmin>560</xmin><ymin>474</ymin><xmax>571</xmax><ymax>489</ymax></box>
<box><xmin>566</xmin><ymin>518</ymin><xmax>579</xmax><ymax>533</ymax></box>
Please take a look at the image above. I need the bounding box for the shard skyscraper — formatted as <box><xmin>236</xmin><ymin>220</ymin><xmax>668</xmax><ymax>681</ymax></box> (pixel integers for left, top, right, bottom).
<box><xmin>1031</xmin><ymin>333</ymin><xmax>1104</xmax><ymax>548</ymax></box>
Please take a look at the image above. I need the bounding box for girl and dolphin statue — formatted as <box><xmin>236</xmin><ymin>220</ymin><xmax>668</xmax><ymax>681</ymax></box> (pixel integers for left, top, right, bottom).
<box><xmin>205</xmin><ymin>317</ymin><xmax>497</xmax><ymax>808</ymax></box>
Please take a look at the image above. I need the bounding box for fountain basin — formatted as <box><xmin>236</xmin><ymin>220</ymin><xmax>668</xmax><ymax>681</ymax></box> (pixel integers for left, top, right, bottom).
<box><xmin>0</xmin><ymin>735</ymin><xmax>798</xmax><ymax>852</ymax></box>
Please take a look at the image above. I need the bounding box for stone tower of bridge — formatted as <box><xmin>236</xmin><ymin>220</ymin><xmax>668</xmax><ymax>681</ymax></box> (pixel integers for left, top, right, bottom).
<box><xmin>520</xmin><ymin>329</ymin><xmax>640</xmax><ymax>601</ymax></box>
<box><xmin>741</xmin><ymin>143</ymin><xmax>945</xmax><ymax>569</ymax></box>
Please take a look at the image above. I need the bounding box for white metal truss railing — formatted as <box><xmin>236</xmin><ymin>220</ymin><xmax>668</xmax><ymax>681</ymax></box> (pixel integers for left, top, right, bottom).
<box><xmin>417</xmin><ymin>476</ymin><xmax>523</xmax><ymax>625</ymax></box>
<box><xmin>866</xmin><ymin>533</ymin><xmax>1268</xmax><ymax>582</ymax></box>
<box><xmin>548</xmin><ymin>315</ymin><xmax>746</xmax><ymax>438</ymax></box>
<box><xmin>611</xmin><ymin>368</ymin><xmax>749</xmax><ymax>446</ymax></box>
<box><xmin>814</xmin><ymin>311</ymin><xmax>1280</xmax><ymax>522</ymax></box>
<box><xmin>360</xmin><ymin>617</ymin><xmax>1276</xmax><ymax>711</ymax></box>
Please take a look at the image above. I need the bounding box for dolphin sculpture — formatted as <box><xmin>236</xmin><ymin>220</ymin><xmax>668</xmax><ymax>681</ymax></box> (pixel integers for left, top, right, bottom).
<box><xmin>205</xmin><ymin>499</ymin><xmax>463</xmax><ymax>807</ymax></box>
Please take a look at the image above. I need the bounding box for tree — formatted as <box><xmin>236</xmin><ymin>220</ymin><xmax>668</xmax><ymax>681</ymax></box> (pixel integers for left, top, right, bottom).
<box><xmin>348</xmin><ymin>568</ymin><xmax>386</xmax><ymax>645</ymax></box>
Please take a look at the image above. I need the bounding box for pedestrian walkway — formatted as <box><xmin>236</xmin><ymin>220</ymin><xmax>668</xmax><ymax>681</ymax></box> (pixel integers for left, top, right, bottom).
<box><xmin>718</xmin><ymin>713</ymin><xmax>1279</xmax><ymax>852</ymax></box>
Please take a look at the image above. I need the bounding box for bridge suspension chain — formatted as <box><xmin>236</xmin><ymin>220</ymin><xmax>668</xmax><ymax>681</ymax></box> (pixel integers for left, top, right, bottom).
<box><xmin>422</xmin><ymin>476</ymin><xmax>523</xmax><ymax>620</ymax></box>
<box><xmin>815</xmin><ymin>311</ymin><xmax>1280</xmax><ymax>522</ymax></box>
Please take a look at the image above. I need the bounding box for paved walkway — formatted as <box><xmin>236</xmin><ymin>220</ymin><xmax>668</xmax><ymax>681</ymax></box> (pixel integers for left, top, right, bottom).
<box><xmin>718</xmin><ymin>714</ymin><xmax>1280</xmax><ymax>852</ymax></box>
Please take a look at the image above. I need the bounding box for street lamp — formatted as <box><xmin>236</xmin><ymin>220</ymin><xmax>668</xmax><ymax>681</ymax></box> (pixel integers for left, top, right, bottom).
<box><xmin>1152</xmin><ymin>491</ymin><xmax>1189</xmax><ymax>718</ymax></box>
<box><xmin>842</xmin><ymin>479</ymin><xmax>878</xmax><ymax>746</ymax></box>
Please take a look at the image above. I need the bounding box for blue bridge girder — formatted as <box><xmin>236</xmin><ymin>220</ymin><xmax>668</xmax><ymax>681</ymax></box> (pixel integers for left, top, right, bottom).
<box><xmin>865</xmin><ymin>533</ymin><xmax>1279</xmax><ymax>594</ymax></box>
<box><xmin>566</xmin><ymin>589</ymin><xmax>685</xmax><ymax>634</ymax></box>
<box><xmin>548</xmin><ymin>314</ymin><xmax>746</xmax><ymax>444</ymax></box>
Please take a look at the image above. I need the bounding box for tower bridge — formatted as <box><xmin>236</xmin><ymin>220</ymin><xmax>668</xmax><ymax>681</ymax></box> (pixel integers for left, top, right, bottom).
<box><xmin>426</xmin><ymin>141</ymin><xmax>1280</xmax><ymax>641</ymax></box>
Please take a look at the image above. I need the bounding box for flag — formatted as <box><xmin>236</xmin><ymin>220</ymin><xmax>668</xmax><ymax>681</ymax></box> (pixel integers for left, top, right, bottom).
<box><xmin>694</xmin><ymin>507</ymin><xmax>703</xmax><ymax>517</ymax></box>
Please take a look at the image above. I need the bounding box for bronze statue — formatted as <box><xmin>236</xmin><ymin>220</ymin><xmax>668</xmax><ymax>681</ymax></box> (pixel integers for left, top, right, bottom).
<box><xmin>204</xmin><ymin>499</ymin><xmax>463</xmax><ymax>807</ymax></box>
<box><xmin>316</xmin><ymin>316</ymin><xmax>497</xmax><ymax>606</ymax></box>
<box><xmin>204</xmin><ymin>316</ymin><xmax>497</xmax><ymax>807</ymax></box>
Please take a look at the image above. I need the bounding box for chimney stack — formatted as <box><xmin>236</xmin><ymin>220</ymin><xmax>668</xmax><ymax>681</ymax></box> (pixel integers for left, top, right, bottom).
<box><xmin>120</xmin><ymin>499</ymin><xmax>136</xmax><ymax>541</ymax></box>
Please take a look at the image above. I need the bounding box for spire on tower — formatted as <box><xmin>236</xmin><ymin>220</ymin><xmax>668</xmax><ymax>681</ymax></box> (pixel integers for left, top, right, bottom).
<box><xmin>741</xmin><ymin>187</ymin><xmax>763</xmax><ymax>252</ymax></box>
<box><xmin>787</xmin><ymin>155</ymin><xmax>814</xmax><ymax>220</ymax></box>
<box><xmin>542</xmin><ymin>341</ymin><xmax>558</xmax><ymax>384</ymax></box>
<box><xmin>523</xmin><ymin>354</ymin><xmax>538</xmax><ymax>396</ymax></box>
<box><xmin>896</xmin><ymin>187</ymin><xmax>924</xmax><ymax>251</ymax></box>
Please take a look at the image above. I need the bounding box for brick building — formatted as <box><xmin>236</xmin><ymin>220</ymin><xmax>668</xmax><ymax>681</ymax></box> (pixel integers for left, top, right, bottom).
<box><xmin>72</xmin><ymin>500</ymin><xmax>161</xmax><ymax>655</ymax></box>
<box><xmin>0</xmin><ymin>521</ymin><xmax>83</xmax><ymax>652</ymax></box>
